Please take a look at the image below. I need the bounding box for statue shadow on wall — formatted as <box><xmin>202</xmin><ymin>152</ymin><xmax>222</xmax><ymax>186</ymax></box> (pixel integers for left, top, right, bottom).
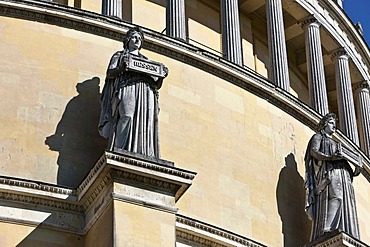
<box><xmin>45</xmin><ymin>77</ymin><xmax>107</xmax><ymax>188</ymax></box>
<box><xmin>276</xmin><ymin>153</ymin><xmax>311</xmax><ymax>247</ymax></box>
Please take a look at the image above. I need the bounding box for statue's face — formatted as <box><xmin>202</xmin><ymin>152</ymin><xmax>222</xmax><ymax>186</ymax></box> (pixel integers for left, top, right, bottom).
<box><xmin>324</xmin><ymin>118</ymin><xmax>336</xmax><ymax>135</ymax></box>
<box><xmin>128</xmin><ymin>32</ymin><xmax>142</xmax><ymax>51</ymax></box>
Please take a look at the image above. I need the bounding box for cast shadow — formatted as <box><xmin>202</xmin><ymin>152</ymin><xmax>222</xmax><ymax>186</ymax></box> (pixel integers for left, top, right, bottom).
<box><xmin>45</xmin><ymin>77</ymin><xmax>107</xmax><ymax>188</ymax></box>
<box><xmin>276</xmin><ymin>153</ymin><xmax>311</xmax><ymax>247</ymax></box>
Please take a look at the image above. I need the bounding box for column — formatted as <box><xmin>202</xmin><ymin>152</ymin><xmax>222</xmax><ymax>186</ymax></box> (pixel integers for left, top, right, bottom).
<box><xmin>332</xmin><ymin>49</ymin><xmax>359</xmax><ymax>145</ymax></box>
<box><xmin>266</xmin><ymin>0</ymin><xmax>290</xmax><ymax>91</ymax></box>
<box><xmin>301</xmin><ymin>17</ymin><xmax>329</xmax><ymax>115</ymax></box>
<box><xmin>221</xmin><ymin>0</ymin><xmax>243</xmax><ymax>66</ymax></box>
<box><xmin>102</xmin><ymin>0</ymin><xmax>122</xmax><ymax>19</ymax></box>
<box><xmin>166</xmin><ymin>0</ymin><xmax>186</xmax><ymax>40</ymax></box>
<box><xmin>354</xmin><ymin>81</ymin><xmax>370</xmax><ymax>155</ymax></box>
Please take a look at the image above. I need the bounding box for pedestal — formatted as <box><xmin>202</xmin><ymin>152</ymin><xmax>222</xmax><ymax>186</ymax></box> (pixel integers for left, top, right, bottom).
<box><xmin>84</xmin><ymin>151</ymin><xmax>197</xmax><ymax>247</ymax></box>
<box><xmin>305</xmin><ymin>231</ymin><xmax>368</xmax><ymax>247</ymax></box>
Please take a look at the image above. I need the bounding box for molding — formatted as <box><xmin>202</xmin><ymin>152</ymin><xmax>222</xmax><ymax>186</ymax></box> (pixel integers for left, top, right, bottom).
<box><xmin>82</xmin><ymin>172</ymin><xmax>112</xmax><ymax>211</ymax></box>
<box><xmin>0</xmin><ymin>191</ymin><xmax>83</xmax><ymax>213</ymax></box>
<box><xmin>305</xmin><ymin>231</ymin><xmax>368</xmax><ymax>247</ymax></box>
<box><xmin>76</xmin><ymin>154</ymin><xmax>107</xmax><ymax>199</ymax></box>
<box><xmin>112</xmin><ymin>193</ymin><xmax>178</xmax><ymax>214</ymax></box>
<box><xmin>176</xmin><ymin>231</ymin><xmax>228</xmax><ymax>247</ymax></box>
<box><xmin>176</xmin><ymin>215</ymin><xmax>267</xmax><ymax>247</ymax></box>
<box><xmin>107</xmin><ymin>152</ymin><xmax>196</xmax><ymax>181</ymax></box>
<box><xmin>0</xmin><ymin>176</ymin><xmax>75</xmax><ymax>196</ymax></box>
<box><xmin>113</xmin><ymin>170</ymin><xmax>180</xmax><ymax>193</ymax></box>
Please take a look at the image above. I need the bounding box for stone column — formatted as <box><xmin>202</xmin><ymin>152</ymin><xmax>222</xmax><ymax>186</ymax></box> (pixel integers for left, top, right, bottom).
<box><xmin>301</xmin><ymin>17</ymin><xmax>329</xmax><ymax>115</ymax></box>
<box><xmin>102</xmin><ymin>0</ymin><xmax>122</xmax><ymax>19</ymax></box>
<box><xmin>332</xmin><ymin>49</ymin><xmax>359</xmax><ymax>145</ymax></box>
<box><xmin>354</xmin><ymin>81</ymin><xmax>370</xmax><ymax>155</ymax></box>
<box><xmin>266</xmin><ymin>0</ymin><xmax>290</xmax><ymax>91</ymax></box>
<box><xmin>221</xmin><ymin>0</ymin><xmax>243</xmax><ymax>66</ymax></box>
<box><xmin>166</xmin><ymin>0</ymin><xmax>186</xmax><ymax>40</ymax></box>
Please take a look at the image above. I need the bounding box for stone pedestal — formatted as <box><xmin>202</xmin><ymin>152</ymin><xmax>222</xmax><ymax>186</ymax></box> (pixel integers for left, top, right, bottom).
<box><xmin>305</xmin><ymin>231</ymin><xmax>368</xmax><ymax>247</ymax></box>
<box><xmin>99</xmin><ymin>151</ymin><xmax>196</xmax><ymax>247</ymax></box>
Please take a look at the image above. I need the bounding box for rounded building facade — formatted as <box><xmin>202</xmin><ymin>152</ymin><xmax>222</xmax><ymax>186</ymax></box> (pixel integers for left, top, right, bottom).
<box><xmin>0</xmin><ymin>0</ymin><xmax>370</xmax><ymax>246</ymax></box>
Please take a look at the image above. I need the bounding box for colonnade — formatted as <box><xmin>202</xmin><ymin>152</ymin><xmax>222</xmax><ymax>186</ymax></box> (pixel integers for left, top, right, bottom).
<box><xmin>100</xmin><ymin>0</ymin><xmax>370</xmax><ymax>155</ymax></box>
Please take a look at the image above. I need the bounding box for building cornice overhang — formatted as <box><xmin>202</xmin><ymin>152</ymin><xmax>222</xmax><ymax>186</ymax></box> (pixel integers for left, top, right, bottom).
<box><xmin>295</xmin><ymin>0</ymin><xmax>370</xmax><ymax>81</ymax></box>
<box><xmin>304</xmin><ymin>229</ymin><xmax>368</xmax><ymax>247</ymax></box>
<box><xmin>0</xmin><ymin>151</ymin><xmax>196</xmax><ymax>235</ymax></box>
<box><xmin>0</xmin><ymin>0</ymin><xmax>370</xmax><ymax>180</ymax></box>
<box><xmin>176</xmin><ymin>214</ymin><xmax>267</xmax><ymax>247</ymax></box>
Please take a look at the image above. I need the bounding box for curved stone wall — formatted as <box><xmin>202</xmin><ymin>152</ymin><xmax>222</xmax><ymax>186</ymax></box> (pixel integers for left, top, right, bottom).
<box><xmin>0</xmin><ymin>0</ymin><xmax>370</xmax><ymax>246</ymax></box>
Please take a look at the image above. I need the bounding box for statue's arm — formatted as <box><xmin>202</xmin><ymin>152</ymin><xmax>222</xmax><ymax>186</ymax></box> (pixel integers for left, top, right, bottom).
<box><xmin>310</xmin><ymin>134</ymin><xmax>333</xmax><ymax>161</ymax></box>
<box><xmin>106</xmin><ymin>52</ymin><xmax>125</xmax><ymax>79</ymax></box>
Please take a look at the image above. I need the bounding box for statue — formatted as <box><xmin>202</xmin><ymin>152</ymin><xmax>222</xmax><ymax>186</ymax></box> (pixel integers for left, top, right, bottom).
<box><xmin>98</xmin><ymin>26</ymin><xmax>168</xmax><ymax>158</ymax></box>
<box><xmin>304</xmin><ymin>113</ymin><xmax>360</xmax><ymax>241</ymax></box>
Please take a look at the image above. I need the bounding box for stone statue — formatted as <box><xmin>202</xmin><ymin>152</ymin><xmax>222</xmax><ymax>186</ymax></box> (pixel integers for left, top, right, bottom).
<box><xmin>99</xmin><ymin>26</ymin><xmax>168</xmax><ymax>158</ymax></box>
<box><xmin>304</xmin><ymin>113</ymin><xmax>360</xmax><ymax>241</ymax></box>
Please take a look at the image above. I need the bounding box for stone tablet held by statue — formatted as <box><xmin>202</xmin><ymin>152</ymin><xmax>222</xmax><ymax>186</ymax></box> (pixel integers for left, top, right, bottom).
<box><xmin>98</xmin><ymin>26</ymin><xmax>168</xmax><ymax>158</ymax></box>
<box><xmin>304</xmin><ymin>113</ymin><xmax>360</xmax><ymax>242</ymax></box>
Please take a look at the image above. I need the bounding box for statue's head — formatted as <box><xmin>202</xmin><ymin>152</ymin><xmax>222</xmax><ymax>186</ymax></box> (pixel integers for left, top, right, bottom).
<box><xmin>123</xmin><ymin>26</ymin><xmax>144</xmax><ymax>51</ymax></box>
<box><xmin>317</xmin><ymin>113</ymin><xmax>337</xmax><ymax>134</ymax></box>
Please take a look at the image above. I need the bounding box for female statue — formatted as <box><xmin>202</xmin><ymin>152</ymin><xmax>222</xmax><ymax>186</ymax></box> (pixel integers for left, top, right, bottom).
<box><xmin>99</xmin><ymin>26</ymin><xmax>167</xmax><ymax>158</ymax></box>
<box><xmin>304</xmin><ymin>113</ymin><xmax>360</xmax><ymax>241</ymax></box>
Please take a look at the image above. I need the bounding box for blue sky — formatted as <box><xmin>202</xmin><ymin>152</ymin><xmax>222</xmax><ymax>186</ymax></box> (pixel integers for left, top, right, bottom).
<box><xmin>343</xmin><ymin>1</ymin><xmax>370</xmax><ymax>48</ymax></box>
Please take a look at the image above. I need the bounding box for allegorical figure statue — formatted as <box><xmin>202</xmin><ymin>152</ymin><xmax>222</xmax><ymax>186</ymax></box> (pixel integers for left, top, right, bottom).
<box><xmin>98</xmin><ymin>26</ymin><xmax>168</xmax><ymax>158</ymax></box>
<box><xmin>304</xmin><ymin>113</ymin><xmax>360</xmax><ymax>241</ymax></box>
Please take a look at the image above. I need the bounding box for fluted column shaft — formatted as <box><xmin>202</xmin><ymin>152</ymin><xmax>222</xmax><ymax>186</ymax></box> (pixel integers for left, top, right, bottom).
<box><xmin>354</xmin><ymin>81</ymin><xmax>370</xmax><ymax>155</ymax></box>
<box><xmin>332</xmin><ymin>49</ymin><xmax>359</xmax><ymax>145</ymax></box>
<box><xmin>102</xmin><ymin>0</ymin><xmax>122</xmax><ymax>19</ymax></box>
<box><xmin>302</xmin><ymin>17</ymin><xmax>329</xmax><ymax>115</ymax></box>
<box><xmin>266</xmin><ymin>0</ymin><xmax>290</xmax><ymax>91</ymax></box>
<box><xmin>221</xmin><ymin>0</ymin><xmax>243</xmax><ymax>66</ymax></box>
<box><xmin>166</xmin><ymin>0</ymin><xmax>186</xmax><ymax>40</ymax></box>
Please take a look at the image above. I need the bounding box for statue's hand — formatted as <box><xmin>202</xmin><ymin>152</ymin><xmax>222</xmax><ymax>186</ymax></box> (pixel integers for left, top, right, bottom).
<box><xmin>354</xmin><ymin>166</ymin><xmax>361</xmax><ymax>176</ymax></box>
<box><xmin>331</xmin><ymin>153</ymin><xmax>344</xmax><ymax>161</ymax></box>
<box><xmin>163</xmin><ymin>66</ymin><xmax>169</xmax><ymax>77</ymax></box>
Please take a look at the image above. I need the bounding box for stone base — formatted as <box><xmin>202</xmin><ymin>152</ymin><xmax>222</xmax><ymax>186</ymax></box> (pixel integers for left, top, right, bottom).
<box><xmin>305</xmin><ymin>231</ymin><xmax>369</xmax><ymax>247</ymax></box>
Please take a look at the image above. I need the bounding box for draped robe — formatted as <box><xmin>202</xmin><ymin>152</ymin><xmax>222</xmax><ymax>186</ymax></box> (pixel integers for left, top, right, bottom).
<box><xmin>98</xmin><ymin>51</ymin><xmax>163</xmax><ymax>158</ymax></box>
<box><xmin>304</xmin><ymin>131</ymin><xmax>360</xmax><ymax>241</ymax></box>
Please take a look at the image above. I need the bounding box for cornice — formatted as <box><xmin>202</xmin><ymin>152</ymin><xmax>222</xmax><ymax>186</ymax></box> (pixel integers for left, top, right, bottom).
<box><xmin>106</xmin><ymin>152</ymin><xmax>196</xmax><ymax>180</ymax></box>
<box><xmin>76</xmin><ymin>153</ymin><xmax>107</xmax><ymax>197</ymax></box>
<box><xmin>305</xmin><ymin>231</ymin><xmax>368</xmax><ymax>247</ymax></box>
<box><xmin>0</xmin><ymin>190</ymin><xmax>83</xmax><ymax>213</ymax></box>
<box><xmin>82</xmin><ymin>172</ymin><xmax>112</xmax><ymax>211</ymax></box>
<box><xmin>0</xmin><ymin>176</ymin><xmax>75</xmax><ymax>196</ymax></box>
<box><xmin>113</xmin><ymin>170</ymin><xmax>180</xmax><ymax>193</ymax></box>
<box><xmin>176</xmin><ymin>231</ymin><xmax>228</xmax><ymax>247</ymax></box>
<box><xmin>176</xmin><ymin>215</ymin><xmax>267</xmax><ymax>247</ymax></box>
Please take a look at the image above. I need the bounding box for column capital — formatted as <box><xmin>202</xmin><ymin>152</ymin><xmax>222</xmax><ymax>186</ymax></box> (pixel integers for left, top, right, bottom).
<box><xmin>353</xmin><ymin>81</ymin><xmax>370</xmax><ymax>94</ymax></box>
<box><xmin>300</xmin><ymin>16</ymin><xmax>321</xmax><ymax>30</ymax></box>
<box><xmin>331</xmin><ymin>48</ymin><xmax>349</xmax><ymax>61</ymax></box>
